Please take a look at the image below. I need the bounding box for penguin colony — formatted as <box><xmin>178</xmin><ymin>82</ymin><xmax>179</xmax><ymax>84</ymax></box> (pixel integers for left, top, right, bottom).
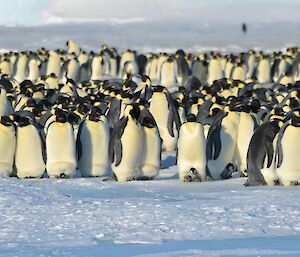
<box><xmin>1</xmin><ymin>40</ymin><xmax>300</xmax><ymax>186</ymax></box>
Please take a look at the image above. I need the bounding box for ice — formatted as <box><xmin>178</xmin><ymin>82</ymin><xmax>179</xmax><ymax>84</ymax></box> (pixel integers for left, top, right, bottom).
<box><xmin>0</xmin><ymin>151</ymin><xmax>300</xmax><ymax>256</ymax></box>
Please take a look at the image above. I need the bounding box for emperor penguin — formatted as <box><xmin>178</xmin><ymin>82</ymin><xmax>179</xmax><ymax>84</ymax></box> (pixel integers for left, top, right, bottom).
<box><xmin>77</xmin><ymin>108</ymin><xmax>110</xmax><ymax>177</ymax></box>
<box><xmin>27</xmin><ymin>55</ymin><xmax>40</xmax><ymax>82</ymax></box>
<box><xmin>46</xmin><ymin>110</ymin><xmax>77</xmax><ymax>179</ymax></box>
<box><xmin>207</xmin><ymin>55</ymin><xmax>224</xmax><ymax>85</ymax></box>
<box><xmin>60</xmin><ymin>56</ymin><xmax>80</xmax><ymax>83</ymax></box>
<box><xmin>160</xmin><ymin>57</ymin><xmax>178</xmax><ymax>93</ymax></box>
<box><xmin>276</xmin><ymin>113</ymin><xmax>300</xmax><ymax>186</ymax></box>
<box><xmin>206</xmin><ymin>105</ymin><xmax>240</xmax><ymax>180</ymax></box>
<box><xmin>177</xmin><ymin>114</ymin><xmax>206</xmax><ymax>182</ymax></box>
<box><xmin>119</xmin><ymin>50</ymin><xmax>136</xmax><ymax>78</ymax></box>
<box><xmin>235</xmin><ymin>104</ymin><xmax>257</xmax><ymax>175</ymax></box>
<box><xmin>230</xmin><ymin>62</ymin><xmax>246</xmax><ymax>81</ymax></box>
<box><xmin>246</xmin><ymin>50</ymin><xmax>256</xmax><ymax>79</ymax></box>
<box><xmin>0</xmin><ymin>115</ymin><xmax>16</xmax><ymax>176</ymax></box>
<box><xmin>14</xmin><ymin>52</ymin><xmax>28</xmax><ymax>83</ymax></box>
<box><xmin>149</xmin><ymin>86</ymin><xmax>181</xmax><ymax>151</ymax></box>
<box><xmin>191</xmin><ymin>57</ymin><xmax>208</xmax><ymax>84</ymax></box>
<box><xmin>140</xmin><ymin>114</ymin><xmax>161</xmax><ymax>180</ymax></box>
<box><xmin>109</xmin><ymin>104</ymin><xmax>144</xmax><ymax>181</ymax></box>
<box><xmin>245</xmin><ymin>117</ymin><xmax>283</xmax><ymax>186</ymax></box>
<box><xmin>14</xmin><ymin>115</ymin><xmax>45</xmax><ymax>179</ymax></box>
<box><xmin>175</xmin><ymin>54</ymin><xmax>190</xmax><ymax>85</ymax></box>
<box><xmin>145</xmin><ymin>55</ymin><xmax>159</xmax><ymax>82</ymax></box>
<box><xmin>66</xmin><ymin>40</ymin><xmax>81</xmax><ymax>57</ymax></box>
<box><xmin>90</xmin><ymin>55</ymin><xmax>104</xmax><ymax>81</ymax></box>
<box><xmin>46</xmin><ymin>51</ymin><xmax>62</xmax><ymax>77</ymax></box>
<box><xmin>256</xmin><ymin>55</ymin><xmax>272</xmax><ymax>83</ymax></box>
<box><xmin>0</xmin><ymin>58</ymin><xmax>12</xmax><ymax>76</ymax></box>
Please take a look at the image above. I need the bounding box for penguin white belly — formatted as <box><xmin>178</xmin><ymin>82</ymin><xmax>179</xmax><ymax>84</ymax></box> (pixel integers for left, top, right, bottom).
<box><xmin>208</xmin><ymin>60</ymin><xmax>223</xmax><ymax>85</ymax></box>
<box><xmin>235</xmin><ymin>113</ymin><xmax>254</xmax><ymax>174</ymax></box>
<box><xmin>0</xmin><ymin>125</ymin><xmax>15</xmax><ymax>176</ymax></box>
<box><xmin>178</xmin><ymin>123</ymin><xmax>206</xmax><ymax>182</ymax></box>
<box><xmin>78</xmin><ymin>121</ymin><xmax>110</xmax><ymax>177</ymax></box>
<box><xmin>203</xmin><ymin>124</ymin><xmax>210</xmax><ymax>139</ymax></box>
<box><xmin>0</xmin><ymin>92</ymin><xmax>8</xmax><ymax>116</ymax></box>
<box><xmin>150</xmin><ymin>94</ymin><xmax>177</xmax><ymax>151</ymax></box>
<box><xmin>112</xmin><ymin>119</ymin><xmax>143</xmax><ymax>182</ymax></box>
<box><xmin>46</xmin><ymin>123</ymin><xmax>77</xmax><ymax>178</ymax></box>
<box><xmin>15</xmin><ymin>125</ymin><xmax>45</xmax><ymax>178</ymax></box>
<box><xmin>207</xmin><ymin>113</ymin><xmax>239</xmax><ymax>180</ymax></box>
<box><xmin>141</xmin><ymin>127</ymin><xmax>161</xmax><ymax>179</ymax></box>
<box><xmin>178</xmin><ymin>106</ymin><xmax>186</xmax><ymax>123</ymax></box>
<box><xmin>47</xmin><ymin>58</ymin><xmax>61</xmax><ymax>77</ymax></box>
<box><xmin>276</xmin><ymin>126</ymin><xmax>300</xmax><ymax>186</ymax></box>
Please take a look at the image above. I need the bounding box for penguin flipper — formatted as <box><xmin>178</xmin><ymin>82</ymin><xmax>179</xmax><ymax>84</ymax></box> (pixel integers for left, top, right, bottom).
<box><xmin>109</xmin><ymin>117</ymin><xmax>128</xmax><ymax>166</ymax></box>
<box><xmin>76</xmin><ymin>121</ymin><xmax>84</xmax><ymax>161</ymax></box>
<box><xmin>276</xmin><ymin>123</ymin><xmax>289</xmax><ymax>169</ymax></box>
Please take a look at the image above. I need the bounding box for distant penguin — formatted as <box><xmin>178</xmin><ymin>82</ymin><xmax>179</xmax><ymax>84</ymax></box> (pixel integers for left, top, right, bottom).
<box><xmin>14</xmin><ymin>115</ymin><xmax>45</xmax><ymax>179</ymax></box>
<box><xmin>14</xmin><ymin>52</ymin><xmax>28</xmax><ymax>83</ymax></box>
<box><xmin>46</xmin><ymin>51</ymin><xmax>61</xmax><ymax>77</ymax></box>
<box><xmin>90</xmin><ymin>55</ymin><xmax>104</xmax><ymax>81</ymax></box>
<box><xmin>207</xmin><ymin>56</ymin><xmax>223</xmax><ymax>85</ymax></box>
<box><xmin>149</xmin><ymin>86</ymin><xmax>181</xmax><ymax>151</ymax></box>
<box><xmin>140</xmin><ymin>115</ymin><xmax>161</xmax><ymax>180</ymax></box>
<box><xmin>191</xmin><ymin>57</ymin><xmax>208</xmax><ymax>83</ymax></box>
<box><xmin>46</xmin><ymin>110</ymin><xmax>77</xmax><ymax>179</ymax></box>
<box><xmin>245</xmin><ymin>119</ymin><xmax>282</xmax><ymax>186</ymax></box>
<box><xmin>0</xmin><ymin>116</ymin><xmax>16</xmax><ymax>176</ymax></box>
<box><xmin>177</xmin><ymin>114</ymin><xmax>206</xmax><ymax>182</ymax></box>
<box><xmin>77</xmin><ymin>109</ymin><xmax>110</xmax><ymax>177</ymax></box>
<box><xmin>66</xmin><ymin>40</ymin><xmax>81</xmax><ymax>57</ymax></box>
<box><xmin>206</xmin><ymin>106</ymin><xmax>240</xmax><ymax>180</ymax></box>
<box><xmin>0</xmin><ymin>87</ymin><xmax>10</xmax><ymax>116</ymax></box>
<box><xmin>160</xmin><ymin>58</ymin><xmax>178</xmax><ymax>92</ymax></box>
<box><xmin>109</xmin><ymin>104</ymin><xmax>144</xmax><ymax>181</ymax></box>
<box><xmin>256</xmin><ymin>55</ymin><xmax>272</xmax><ymax>83</ymax></box>
<box><xmin>276</xmin><ymin>114</ymin><xmax>300</xmax><ymax>186</ymax></box>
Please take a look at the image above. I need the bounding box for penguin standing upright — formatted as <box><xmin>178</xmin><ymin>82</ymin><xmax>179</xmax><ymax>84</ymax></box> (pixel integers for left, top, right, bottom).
<box><xmin>206</xmin><ymin>106</ymin><xmax>240</xmax><ymax>180</ymax></box>
<box><xmin>245</xmin><ymin>118</ymin><xmax>282</xmax><ymax>186</ymax></box>
<box><xmin>0</xmin><ymin>116</ymin><xmax>16</xmax><ymax>176</ymax></box>
<box><xmin>14</xmin><ymin>115</ymin><xmax>45</xmax><ymax>179</ymax></box>
<box><xmin>177</xmin><ymin>114</ymin><xmax>206</xmax><ymax>182</ymax></box>
<box><xmin>46</xmin><ymin>109</ymin><xmax>77</xmax><ymax>179</ymax></box>
<box><xmin>140</xmin><ymin>113</ymin><xmax>161</xmax><ymax>180</ymax></box>
<box><xmin>276</xmin><ymin>113</ymin><xmax>300</xmax><ymax>186</ymax></box>
<box><xmin>149</xmin><ymin>86</ymin><xmax>181</xmax><ymax>151</ymax></box>
<box><xmin>109</xmin><ymin>104</ymin><xmax>144</xmax><ymax>181</ymax></box>
<box><xmin>77</xmin><ymin>108</ymin><xmax>110</xmax><ymax>177</ymax></box>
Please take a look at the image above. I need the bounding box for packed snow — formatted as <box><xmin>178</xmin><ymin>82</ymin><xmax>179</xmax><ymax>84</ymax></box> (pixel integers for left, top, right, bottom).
<box><xmin>0</xmin><ymin>152</ymin><xmax>300</xmax><ymax>256</ymax></box>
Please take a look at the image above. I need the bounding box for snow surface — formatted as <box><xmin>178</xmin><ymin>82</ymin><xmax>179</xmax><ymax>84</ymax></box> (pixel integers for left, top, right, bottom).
<box><xmin>1</xmin><ymin>151</ymin><xmax>300</xmax><ymax>257</ymax></box>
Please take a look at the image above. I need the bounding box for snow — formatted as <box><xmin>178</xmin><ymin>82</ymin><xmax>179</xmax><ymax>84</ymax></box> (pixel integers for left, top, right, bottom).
<box><xmin>1</xmin><ymin>152</ymin><xmax>300</xmax><ymax>256</ymax></box>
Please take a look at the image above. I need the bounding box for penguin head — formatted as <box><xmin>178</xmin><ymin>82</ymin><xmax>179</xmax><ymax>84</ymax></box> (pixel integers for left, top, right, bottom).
<box><xmin>26</xmin><ymin>98</ymin><xmax>36</xmax><ymax>108</ymax></box>
<box><xmin>88</xmin><ymin>107</ymin><xmax>102</xmax><ymax>122</ymax></box>
<box><xmin>141</xmin><ymin>116</ymin><xmax>155</xmax><ymax>128</ymax></box>
<box><xmin>0</xmin><ymin>115</ymin><xmax>14</xmax><ymax>127</ymax></box>
<box><xmin>209</xmin><ymin>107</ymin><xmax>221</xmax><ymax>117</ymax></box>
<box><xmin>18</xmin><ymin>116</ymin><xmax>31</xmax><ymax>127</ymax></box>
<box><xmin>187</xmin><ymin>114</ymin><xmax>197</xmax><ymax>122</ymax></box>
<box><xmin>128</xmin><ymin>104</ymin><xmax>141</xmax><ymax>121</ymax></box>
<box><xmin>290</xmin><ymin>116</ymin><xmax>300</xmax><ymax>127</ymax></box>
<box><xmin>55</xmin><ymin>109</ymin><xmax>68</xmax><ymax>123</ymax></box>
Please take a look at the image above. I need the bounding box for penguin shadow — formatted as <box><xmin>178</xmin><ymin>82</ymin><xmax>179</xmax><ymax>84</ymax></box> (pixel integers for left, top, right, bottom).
<box><xmin>161</xmin><ymin>154</ymin><xmax>176</xmax><ymax>169</ymax></box>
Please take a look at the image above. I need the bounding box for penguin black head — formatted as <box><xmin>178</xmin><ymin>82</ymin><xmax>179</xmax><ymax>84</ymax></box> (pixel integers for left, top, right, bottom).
<box><xmin>141</xmin><ymin>116</ymin><xmax>155</xmax><ymax>128</ymax></box>
<box><xmin>26</xmin><ymin>98</ymin><xmax>36</xmax><ymax>108</ymax></box>
<box><xmin>290</xmin><ymin>116</ymin><xmax>300</xmax><ymax>127</ymax></box>
<box><xmin>68</xmin><ymin>112</ymin><xmax>80</xmax><ymax>125</ymax></box>
<box><xmin>18</xmin><ymin>116</ymin><xmax>31</xmax><ymax>127</ymax></box>
<box><xmin>0</xmin><ymin>115</ymin><xmax>14</xmax><ymax>127</ymax></box>
<box><xmin>153</xmin><ymin>86</ymin><xmax>164</xmax><ymax>93</ymax></box>
<box><xmin>129</xmin><ymin>105</ymin><xmax>140</xmax><ymax>121</ymax></box>
<box><xmin>187</xmin><ymin>114</ymin><xmax>197</xmax><ymax>122</ymax></box>
<box><xmin>56</xmin><ymin>110</ymin><xmax>68</xmax><ymax>123</ymax></box>
<box><xmin>77</xmin><ymin>103</ymin><xmax>89</xmax><ymax>116</ymax></box>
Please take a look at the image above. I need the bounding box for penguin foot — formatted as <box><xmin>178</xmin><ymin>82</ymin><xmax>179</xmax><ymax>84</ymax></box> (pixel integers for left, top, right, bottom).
<box><xmin>221</xmin><ymin>163</ymin><xmax>235</xmax><ymax>180</ymax></box>
<box><xmin>59</xmin><ymin>173</ymin><xmax>69</xmax><ymax>179</ymax></box>
<box><xmin>183</xmin><ymin>168</ymin><xmax>201</xmax><ymax>182</ymax></box>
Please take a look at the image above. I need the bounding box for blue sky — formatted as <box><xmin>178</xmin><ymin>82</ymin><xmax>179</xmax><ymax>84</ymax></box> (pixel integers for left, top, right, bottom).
<box><xmin>1</xmin><ymin>0</ymin><xmax>300</xmax><ymax>26</ymax></box>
